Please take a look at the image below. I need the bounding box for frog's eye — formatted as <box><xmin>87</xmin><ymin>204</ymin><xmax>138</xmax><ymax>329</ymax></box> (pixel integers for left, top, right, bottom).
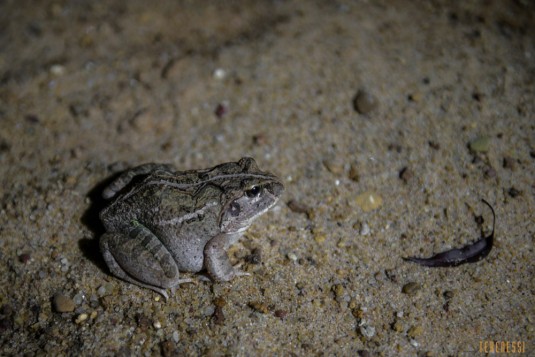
<box><xmin>245</xmin><ymin>185</ymin><xmax>262</xmax><ymax>197</ymax></box>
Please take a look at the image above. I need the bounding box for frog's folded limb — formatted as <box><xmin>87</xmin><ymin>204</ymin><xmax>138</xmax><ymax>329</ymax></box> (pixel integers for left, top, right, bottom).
<box><xmin>100</xmin><ymin>224</ymin><xmax>190</xmax><ymax>300</ymax></box>
<box><xmin>204</xmin><ymin>233</ymin><xmax>251</xmax><ymax>282</ymax></box>
<box><xmin>102</xmin><ymin>163</ymin><xmax>175</xmax><ymax>199</ymax></box>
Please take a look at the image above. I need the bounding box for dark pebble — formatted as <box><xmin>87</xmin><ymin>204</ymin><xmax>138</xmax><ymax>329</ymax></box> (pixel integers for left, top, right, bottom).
<box><xmin>443</xmin><ymin>290</ymin><xmax>455</xmax><ymax>300</ymax></box>
<box><xmin>508</xmin><ymin>187</ymin><xmax>521</xmax><ymax>198</ymax></box>
<box><xmin>399</xmin><ymin>167</ymin><xmax>413</xmax><ymax>183</ymax></box>
<box><xmin>428</xmin><ymin>141</ymin><xmax>440</xmax><ymax>150</ymax></box>
<box><xmin>25</xmin><ymin>114</ymin><xmax>40</xmax><ymax>124</ymax></box>
<box><xmin>161</xmin><ymin>340</ymin><xmax>178</xmax><ymax>357</ymax></box>
<box><xmin>502</xmin><ymin>156</ymin><xmax>515</xmax><ymax>170</ymax></box>
<box><xmin>245</xmin><ymin>247</ymin><xmax>262</xmax><ymax>264</ymax></box>
<box><xmin>353</xmin><ymin>90</ymin><xmax>378</xmax><ymax>114</ymax></box>
<box><xmin>0</xmin><ymin>140</ymin><xmax>10</xmax><ymax>152</ymax></box>
<box><xmin>18</xmin><ymin>253</ymin><xmax>31</xmax><ymax>264</ymax></box>
<box><xmin>136</xmin><ymin>313</ymin><xmax>151</xmax><ymax>332</ymax></box>
<box><xmin>252</xmin><ymin>133</ymin><xmax>267</xmax><ymax>145</ymax></box>
<box><xmin>214</xmin><ymin>103</ymin><xmax>227</xmax><ymax>118</ymax></box>
<box><xmin>274</xmin><ymin>310</ymin><xmax>288</xmax><ymax>319</ymax></box>
<box><xmin>213</xmin><ymin>306</ymin><xmax>225</xmax><ymax>325</ymax></box>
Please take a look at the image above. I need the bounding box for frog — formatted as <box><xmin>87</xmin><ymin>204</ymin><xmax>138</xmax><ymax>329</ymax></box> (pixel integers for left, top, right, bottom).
<box><xmin>99</xmin><ymin>157</ymin><xmax>284</xmax><ymax>299</ymax></box>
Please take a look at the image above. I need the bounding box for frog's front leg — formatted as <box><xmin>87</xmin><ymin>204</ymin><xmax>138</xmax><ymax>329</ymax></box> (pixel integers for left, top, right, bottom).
<box><xmin>102</xmin><ymin>163</ymin><xmax>175</xmax><ymax>199</ymax></box>
<box><xmin>100</xmin><ymin>222</ymin><xmax>189</xmax><ymax>300</ymax></box>
<box><xmin>204</xmin><ymin>233</ymin><xmax>251</xmax><ymax>282</ymax></box>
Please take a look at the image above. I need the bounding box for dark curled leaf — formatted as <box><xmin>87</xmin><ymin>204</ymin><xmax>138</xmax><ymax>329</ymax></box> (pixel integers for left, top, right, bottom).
<box><xmin>403</xmin><ymin>199</ymin><xmax>495</xmax><ymax>267</ymax></box>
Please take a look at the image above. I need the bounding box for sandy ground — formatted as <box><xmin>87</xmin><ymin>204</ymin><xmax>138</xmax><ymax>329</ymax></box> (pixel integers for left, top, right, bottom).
<box><xmin>1</xmin><ymin>0</ymin><xmax>533</xmax><ymax>355</ymax></box>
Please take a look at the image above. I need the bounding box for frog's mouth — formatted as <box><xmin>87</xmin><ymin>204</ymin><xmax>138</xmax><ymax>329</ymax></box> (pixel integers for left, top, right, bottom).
<box><xmin>219</xmin><ymin>181</ymin><xmax>283</xmax><ymax>233</ymax></box>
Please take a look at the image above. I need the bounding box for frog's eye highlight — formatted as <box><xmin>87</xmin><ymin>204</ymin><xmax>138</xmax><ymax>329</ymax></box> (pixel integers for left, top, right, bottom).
<box><xmin>245</xmin><ymin>185</ymin><xmax>262</xmax><ymax>197</ymax></box>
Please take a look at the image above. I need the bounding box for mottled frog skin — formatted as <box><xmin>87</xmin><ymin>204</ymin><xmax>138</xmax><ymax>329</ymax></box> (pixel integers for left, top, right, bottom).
<box><xmin>99</xmin><ymin>158</ymin><xmax>284</xmax><ymax>299</ymax></box>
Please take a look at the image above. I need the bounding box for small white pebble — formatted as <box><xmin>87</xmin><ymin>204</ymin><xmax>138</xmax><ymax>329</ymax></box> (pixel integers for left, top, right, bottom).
<box><xmin>60</xmin><ymin>258</ymin><xmax>68</xmax><ymax>265</ymax></box>
<box><xmin>360</xmin><ymin>223</ymin><xmax>370</xmax><ymax>236</ymax></box>
<box><xmin>97</xmin><ymin>285</ymin><xmax>107</xmax><ymax>296</ymax></box>
<box><xmin>153</xmin><ymin>321</ymin><xmax>162</xmax><ymax>329</ymax></box>
<box><xmin>410</xmin><ymin>339</ymin><xmax>420</xmax><ymax>347</ymax></box>
<box><xmin>287</xmin><ymin>253</ymin><xmax>298</xmax><ymax>261</ymax></box>
<box><xmin>50</xmin><ymin>64</ymin><xmax>65</xmax><ymax>76</ymax></box>
<box><xmin>396</xmin><ymin>310</ymin><xmax>404</xmax><ymax>318</ymax></box>
<box><xmin>213</xmin><ymin>68</ymin><xmax>226</xmax><ymax>79</ymax></box>
<box><xmin>154</xmin><ymin>295</ymin><xmax>161</xmax><ymax>302</ymax></box>
<box><xmin>172</xmin><ymin>330</ymin><xmax>179</xmax><ymax>343</ymax></box>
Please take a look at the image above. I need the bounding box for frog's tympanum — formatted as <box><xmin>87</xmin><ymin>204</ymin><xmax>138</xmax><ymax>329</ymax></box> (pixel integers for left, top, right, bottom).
<box><xmin>99</xmin><ymin>158</ymin><xmax>284</xmax><ymax>299</ymax></box>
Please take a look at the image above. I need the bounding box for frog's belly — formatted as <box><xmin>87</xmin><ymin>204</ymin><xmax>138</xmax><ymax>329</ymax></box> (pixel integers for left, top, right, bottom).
<box><xmin>169</xmin><ymin>235</ymin><xmax>209</xmax><ymax>272</ymax></box>
<box><xmin>153</xmin><ymin>222</ymin><xmax>217</xmax><ymax>273</ymax></box>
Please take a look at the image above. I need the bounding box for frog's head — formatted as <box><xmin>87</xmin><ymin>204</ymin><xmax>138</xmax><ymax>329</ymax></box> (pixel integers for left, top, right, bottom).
<box><xmin>219</xmin><ymin>157</ymin><xmax>284</xmax><ymax>233</ymax></box>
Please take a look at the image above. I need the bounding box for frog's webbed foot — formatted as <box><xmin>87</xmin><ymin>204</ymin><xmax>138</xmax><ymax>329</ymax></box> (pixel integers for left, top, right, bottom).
<box><xmin>100</xmin><ymin>223</ymin><xmax>182</xmax><ymax>300</ymax></box>
<box><xmin>102</xmin><ymin>163</ymin><xmax>176</xmax><ymax>199</ymax></box>
<box><xmin>204</xmin><ymin>234</ymin><xmax>250</xmax><ymax>282</ymax></box>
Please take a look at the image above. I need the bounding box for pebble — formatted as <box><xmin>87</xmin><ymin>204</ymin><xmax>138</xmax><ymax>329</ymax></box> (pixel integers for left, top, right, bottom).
<box><xmin>73</xmin><ymin>292</ymin><xmax>85</xmax><ymax>305</ymax></box>
<box><xmin>508</xmin><ymin>187</ymin><xmax>521</xmax><ymax>198</ymax></box>
<box><xmin>469</xmin><ymin>136</ymin><xmax>490</xmax><ymax>153</ymax></box>
<box><xmin>49</xmin><ymin>64</ymin><xmax>65</xmax><ymax>76</ymax></box>
<box><xmin>213</xmin><ymin>306</ymin><xmax>225</xmax><ymax>325</ymax></box>
<box><xmin>332</xmin><ymin>284</ymin><xmax>344</xmax><ymax>298</ymax></box>
<box><xmin>287</xmin><ymin>200</ymin><xmax>312</xmax><ymax>217</ymax></box>
<box><xmin>313</xmin><ymin>231</ymin><xmax>327</xmax><ymax>244</ymax></box>
<box><xmin>18</xmin><ymin>253</ymin><xmax>31</xmax><ymax>264</ymax></box>
<box><xmin>355</xmin><ymin>191</ymin><xmax>383</xmax><ymax>212</ymax></box>
<box><xmin>52</xmin><ymin>294</ymin><xmax>75</xmax><ymax>313</ymax></box>
<box><xmin>359</xmin><ymin>222</ymin><xmax>371</xmax><ymax>236</ymax></box>
<box><xmin>348</xmin><ymin>164</ymin><xmax>359</xmax><ymax>182</ymax></box>
<box><xmin>353</xmin><ymin>90</ymin><xmax>378</xmax><ymax>114</ymax></box>
<box><xmin>74</xmin><ymin>313</ymin><xmax>88</xmax><ymax>324</ymax></box>
<box><xmin>407</xmin><ymin>325</ymin><xmax>423</xmax><ymax>338</ymax></box>
<box><xmin>213</xmin><ymin>297</ymin><xmax>227</xmax><ymax>308</ymax></box>
<box><xmin>248</xmin><ymin>301</ymin><xmax>269</xmax><ymax>314</ymax></box>
<box><xmin>392</xmin><ymin>320</ymin><xmax>404</xmax><ymax>332</ymax></box>
<box><xmin>153</xmin><ymin>320</ymin><xmax>162</xmax><ymax>329</ymax></box>
<box><xmin>359</xmin><ymin>324</ymin><xmax>376</xmax><ymax>338</ymax></box>
<box><xmin>402</xmin><ymin>282</ymin><xmax>422</xmax><ymax>296</ymax></box>
<box><xmin>213</xmin><ymin>68</ymin><xmax>226</xmax><ymax>80</ymax></box>
<box><xmin>502</xmin><ymin>156</ymin><xmax>515</xmax><ymax>170</ymax></box>
<box><xmin>399</xmin><ymin>167</ymin><xmax>413</xmax><ymax>183</ymax></box>
<box><xmin>287</xmin><ymin>253</ymin><xmax>298</xmax><ymax>262</ymax></box>
<box><xmin>323</xmin><ymin>159</ymin><xmax>345</xmax><ymax>175</ymax></box>
<box><xmin>443</xmin><ymin>290</ymin><xmax>454</xmax><ymax>300</ymax></box>
<box><xmin>274</xmin><ymin>310</ymin><xmax>288</xmax><ymax>319</ymax></box>
<box><xmin>97</xmin><ymin>285</ymin><xmax>107</xmax><ymax>297</ymax></box>
<box><xmin>246</xmin><ymin>247</ymin><xmax>262</xmax><ymax>264</ymax></box>
<box><xmin>172</xmin><ymin>330</ymin><xmax>180</xmax><ymax>343</ymax></box>
<box><xmin>214</xmin><ymin>103</ymin><xmax>228</xmax><ymax>119</ymax></box>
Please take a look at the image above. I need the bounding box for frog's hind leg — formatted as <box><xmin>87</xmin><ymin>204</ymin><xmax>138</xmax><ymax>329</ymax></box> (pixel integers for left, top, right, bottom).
<box><xmin>102</xmin><ymin>163</ymin><xmax>176</xmax><ymax>199</ymax></box>
<box><xmin>100</xmin><ymin>224</ymin><xmax>190</xmax><ymax>300</ymax></box>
